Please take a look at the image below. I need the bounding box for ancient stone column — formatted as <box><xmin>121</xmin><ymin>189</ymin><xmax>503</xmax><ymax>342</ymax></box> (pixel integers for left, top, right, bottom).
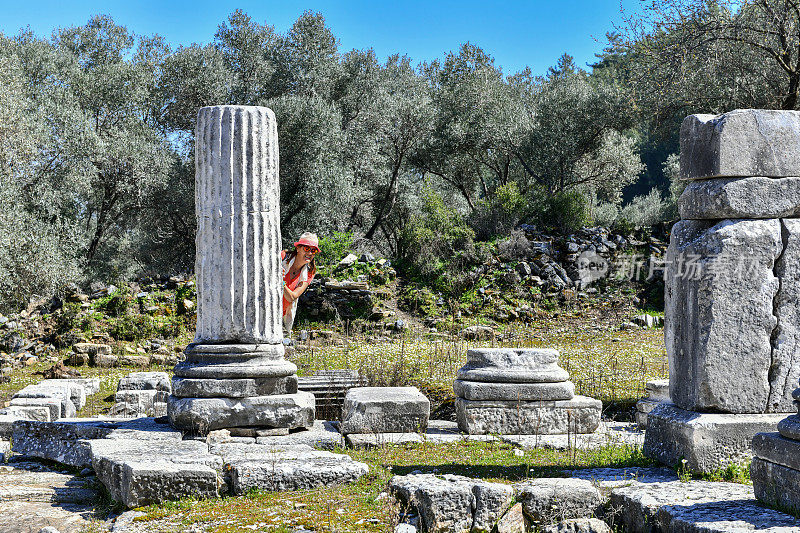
<box><xmin>167</xmin><ymin>105</ymin><xmax>314</xmax><ymax>435</ymax></box>
<box><xmin>644</xmin><ymin>109</ymin><xmax>800</xmax><ymax>474</ymax></box>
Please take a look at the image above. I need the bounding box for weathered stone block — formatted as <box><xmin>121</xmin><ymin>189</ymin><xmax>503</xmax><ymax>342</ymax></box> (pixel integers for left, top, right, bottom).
<box><xmin>11</xmin><ymin>418</ymin><xmax>182</xmax><ymax>468</ymax></box>
<box><xmin>39</xmin><ymin>379</ymin><xmax>88</xmax><ymax>410</ymax></box>
<box><xmin>680</xmin><ymin>109</ymin><xmax>800</xmax><ymax>179</ymax></box>
<box><xmin>0</xmin><ymin>405</ymin><xmax>51</xmax><ymax>422</ymax></box>
<box><xmin>540</xmin><ymin>518</ymin><xmax>610</xmax><ymax>533</ymax></box>
<box><xmin>172</xmin><ymin>375</ymin><xmax>298</xmax><ymax>398</ymax></box>
<box><xmin>72</xmin><ymin>343</ymin><xmax>111</xmax><ymax>356</ymax></box>
<box><xmin>456</xmin><ymin>348</ymin><xmax>569</xmax><ymax>383</ymax></box>
<box><xmin>172</xmin><ymin>358</ymin><xmax>297</xmax><ymax>379</ymax></box>
<box><xmin>768</xmin><ymin>218</ymin><xmax>800</xmax><ymax>412</ymax></box>
<box><xmin>752</xmin><ymin>431</ymin><xmax>800</xmax><ymax>472</ymax></box>
<box><xmin>666</xmin><ymin>219</ymin><xmax>782</xmax><ymax>413</ymax></box>
<box><xmin>213</xmin><ymin>443</ymin><xmax>369</xmax><ymax>494</ymax></box>
<box><xmin>610</xmin><ymin>478</ymin><xmax>800</xmax><ymax>532</ymax></box>
<box><xmin>341</xmin><ymin>387</ymin><xmax>430</xmax><ymax>434</ymax></box>
<box><xmin>644</xmin><ymin>379</ymin><xmax>670</xmax><ymax>402</ymax></box>
<box><xmin>456</xmin><ymin>396</ymin><xmax>601</xmax><ymax>435</ymax></box>
<box><xmin>515</xmin><ymin>478</ymin><xmax>602</xmax><ymax>525</ymax></box>
<box><xmin>9</xmin><ymin>397</ymin><xmax>62</xmax><ymax>421</ymax></box>
<box><xmin>679</xmin><ymin>176</ymin><xmax>800</xmax><ymax>219</ymax></box>
<box><xmin>751</xmin><ymin>457</ymin><xmax>800</xmax><ymax>516</ymax></box>
<box><xmin>91</xmin><ymin>439</ymin><xmax>222</xmax><ymax>508</ymax></box>
<box><xmin>12</xmin><ymin>384</ymin><xmax>76</xmax><ymax>417</ymax></box>
<box><xmin>254</xmin><ymin>419</ymin><xmax>343</xmax><ymax>449</ymax></box>
<box><xmin>453</xmin><ymin>380</ymin><xmax>574</xmax><ymax>401</ymax></box>
<box><xmin>167</xmin><ymin>392</ymin><xmax>315</xmax><ymax>434</ymax></box>
<box><xmin>118</xmin><ymin>372</ymin><xmax>171</xmax><ymax>391</ymax></box>
<box><xmin>643</xmin><ymin>403</ymin><xmax>785</xmax><ymax>473</ymax></box>
<box><xmin>389</xmin><ymin>474</ymin><xmax>513</xmax><ymax>533</ymax></box>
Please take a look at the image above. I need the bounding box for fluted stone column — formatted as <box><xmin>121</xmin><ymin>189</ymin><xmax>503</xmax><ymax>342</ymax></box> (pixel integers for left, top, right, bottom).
<box><xmin>167</xmin><ymin>106</ymin><xmax>314</xmax><ymax>435</ymax></box>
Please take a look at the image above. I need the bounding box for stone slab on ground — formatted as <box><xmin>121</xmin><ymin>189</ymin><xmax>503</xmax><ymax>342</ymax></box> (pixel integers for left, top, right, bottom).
<box><xmin>679</xmin><ymin>176</ymin><xmax>800</xmax><ymax>219</ymax></box>
<box><xmin>341</xmin><ymin>387</ymin><xmax>430</xmax><ymax>434</ymax></box>
<box><xmin>390</xmin><ymin>473</ymin><xmax>514</xmax><ymax>533</ymax></box>
<box><xmin>0</xmin><ymin>461</ymin><xmax>103</xmax><ymax>533</ymax></box>
<box><xmin>666</xmin><ymin>218</ymin><xmax>783</xmax><ymax>413</ymax></box>
<box><xmin>167</xmin><ymin>391</ymin><xmax>315</xmax><ymax>434</ymax></box>
<box><xmin>254</xmin><ymin>420</ymin><xmax>343</xmax><ymax>449</ymax></box>
<box><xmin>346</xmin><ymin>432</ymin><xmax>424</xmax><ymax>448</ymax></box>
<box><xmin>564</xmin><ymin>467</ymin><xmax>678</xmax><ymax>489</ymax></box>
<box><xmin>91</xmin><ymin>439</ymin><xmax>222</xmax><ymax>509</ymax></box>
<box><xmin>643</xmin><ymin>403</ymin><xmax>785</xmax><ymax>473</ymax></box>
<box><xmin>751</xmin><ymin>457</ymin><xmax>800</xmax><ymax>515</ymax></box>
<box><xmin>499</xmin><ymin>421</ymin><xmax>643</xmax><ymax>450</ymax></box>
<box><xmin>12</xmin><ymin>417</ymin><xmax>182</xmax><ymax>468</ymax></box>
<box><xmin>210</xmin><ymin>443</ymin><xmax>369</xmax><ymax>494</ymax></box>
<box><xmin>456</xmin><ymin>396</ymin><xmax>601</xmax><ymax>435</ymax></box>
<box><xmin>50</xmin><ymin>377</ymin><xmax>100</xmax><ymax>396</ymax></box>
<box><xmin>541</xmin><ymin>518</ymin><xmax>610</xmax><ymax>533</ymax></box>
<box><xmin>514</xmin><ymin>478</ymin><xmax>602</xmax><ymax>525</ymax></box>
<box><xmin>610</xmin><ymin>479</ymin><xmax>800</xmax><ymax>532</ymax></box>
<box><xmin>9</xmin><ymin>396</ymin><xmax>63</xmax><ymax>421</ymax></box>
<box><xmin>680</xmin><ymin>109</ymin><xmax>800</xmax><ymax>179</ymax></box>
<box><xmin>118</xmin><ymin>372</ymin><xmax>171</xmax><ymax>391</ymax></box>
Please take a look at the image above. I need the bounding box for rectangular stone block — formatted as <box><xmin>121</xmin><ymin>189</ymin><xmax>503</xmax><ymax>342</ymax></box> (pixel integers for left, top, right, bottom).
<box><xmin>118</xmin><ymin>372</ymin><xmax>171</xmax><ymax>392</ymax></box>
<box><xmin>9</xmin><ymin>397</ymin><xmax>62</xmax><ymax>421</ymax></box>
<box><xmin>13</xmin><ymin>384</ymin><xmax>76</xmax><ymax>418</ymax></box>
<box><xmin>213</xmin><ymin>443</ymin><xmax>369</xmax><ymax>494</ymax></box>
<box><xmin>751</xmin><ymin>457</ymin><xmax>800</xmax><ymax>516</ymax></box>
<box><xmin>680</xmin><ymin>109</ymin><xmax>800</xmax><ymax>179</ymax></box>
<box><xmin>455</xmin><ymin>396</ymin><xmax>601</xmax><ymax>435</ymax></box>
<box><xmin>643</xmin><ymin>403</ymin><xmax>785</xmax><ymax>474</ymax></box>
<box><xmin>0</xmin><ymin>405</ymin><xmax>51</xmax><ymax>422</ymax></box>
<box><xmin>666</xmin><ymin>219</ymin><xmax>782</xmax><ymax>413</ymax></box>
<box><xmin>679</xmin><ymin>176</ymin><xmax>800</xmax><ymax>219</ymax></box>
<box><xmin>172</xmin><ymin>376</ymin><xmax>298</xmax><ymax>398</ymax></box>
<box><xmin>51</xmin><ymin>377</ymin><xmax>100</xmax><ymax>396</ymax></box>
<box><xmin>167</xmin><ymin>392</ymin><xmax>315</xmax><ymax>435</ymax></box>
<box><xmin>768</xmin><ymin>218</ymin><xmax>800</xmax><ymax>412</ymax></box>
<box><xmin>91</xmin><ymin>439</ymin><xmax>222</xmax><ymax>508</ymax></box>
<box><xmin>39</xmin><ymin>379</ymin><xmax>88</xmax><ymax>410</ymax></box>
<box><xmin>341</xmin><ymin>387</ymin><xmax>430</xmax><ymax>434</ymax></box>
<box><xmin>752</xmin><ymin>431</ymin><xmax>800</xmax><ymax>472</ymax></box>
<box><xmin>12</xmin><ymin>418</ymin><xmax>182</xmax><ymax>468</ymax></box>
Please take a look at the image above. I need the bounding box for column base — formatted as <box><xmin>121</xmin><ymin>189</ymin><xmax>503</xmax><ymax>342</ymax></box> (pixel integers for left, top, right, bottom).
<box><xmin>455</xmin><ymin>395</ymin><xmax>601</xmax><ymax>435</ymax></box>
<box><xmin>643</xmin><ymin>403</ymin><xmax>786</xmax><ymax>474</ymax></box>
<box><xmin>167</xmin><ymin>392</ymin><xmax>315</xmax><ymax>435</ymax></box>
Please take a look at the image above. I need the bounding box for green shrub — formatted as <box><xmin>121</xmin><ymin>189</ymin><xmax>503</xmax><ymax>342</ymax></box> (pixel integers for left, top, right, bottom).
<box><xmin>316</xmin><ymin>231</ymin><xmax>353</xmax><ymax>269</ymax></box>
<box><xmin>175</xmin><ymin>283</ymin><xmax>197</xmax><ymax>315</ymax></box>
<box><xmin>398</xmin><ymin>285</ymin><xmax>438</xmax><ymax>316</ymax></box>
<box><xmin>539</xmin><ymin>190</ymin><xmax>591</xmax><ymax>233</ymax></box>
<box><xmin>471</xmin><ymin>182</ymin><xmax>528</xmax><ymax>239</ymax></box>
<box><xmin>397</xmin><ymin>188</ymin><xmax>477</xmax><ymax>288</ymax></box>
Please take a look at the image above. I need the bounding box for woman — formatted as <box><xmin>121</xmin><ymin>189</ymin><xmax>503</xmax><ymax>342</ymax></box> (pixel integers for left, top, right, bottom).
<box><xmin>281</xmin><ymin>232</ymin><xmax>319</xmax><ymax>336</ymax></box>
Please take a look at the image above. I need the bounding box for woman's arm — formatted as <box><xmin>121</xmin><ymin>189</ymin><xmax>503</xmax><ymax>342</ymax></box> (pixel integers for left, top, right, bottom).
<box><xmin>284</xmin><ymin>281</ymin><xmax>309</xmax><ymax>303</ymax></box>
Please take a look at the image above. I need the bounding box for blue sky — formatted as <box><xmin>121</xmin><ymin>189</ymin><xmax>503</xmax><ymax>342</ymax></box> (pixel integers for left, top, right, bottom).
<box><xmin>0</xmin><ymin>0</ymin><xmax>643</xmax><ymax>75</ymax></box>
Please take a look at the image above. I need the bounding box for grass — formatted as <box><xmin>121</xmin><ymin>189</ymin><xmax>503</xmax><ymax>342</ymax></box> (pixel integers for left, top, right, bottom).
<box><xmin>130</xmin><ymin>440</ymin><xmax>653</xmax><ymax>533</ymax></box>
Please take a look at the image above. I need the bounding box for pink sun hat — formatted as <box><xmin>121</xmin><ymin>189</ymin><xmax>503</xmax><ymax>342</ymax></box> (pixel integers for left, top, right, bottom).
<box><xmin>293</xmin><ymin>232</ymin><xmax>320</xmax><ymax>252</ymax></box>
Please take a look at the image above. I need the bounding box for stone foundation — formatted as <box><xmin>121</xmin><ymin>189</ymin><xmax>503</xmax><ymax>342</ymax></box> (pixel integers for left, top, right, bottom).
<box><xmin>642</xmin><ymin>404</ymin><xmax>784</xmax><ymax>473</ymax></box>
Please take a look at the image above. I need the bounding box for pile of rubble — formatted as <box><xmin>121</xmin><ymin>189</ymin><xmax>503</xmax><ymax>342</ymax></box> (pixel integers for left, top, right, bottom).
<box><xmin>0</xmin><ymin>378</ymin><xmax>98</xmax><ymax>422</ymax></box>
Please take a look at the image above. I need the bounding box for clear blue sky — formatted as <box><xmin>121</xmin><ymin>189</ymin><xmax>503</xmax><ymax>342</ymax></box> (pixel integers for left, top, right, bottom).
<box><xmin>0</xmin><ymin>0</ymin><xmax>643</xmax><ymax>75</ymax></box>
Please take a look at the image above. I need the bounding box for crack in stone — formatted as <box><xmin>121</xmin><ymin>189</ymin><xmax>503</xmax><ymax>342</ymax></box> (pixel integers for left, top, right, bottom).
<box><xmin>768</xmin><ymin>218</ymin><xmax>789</xmax><ymax>412</ymax></box>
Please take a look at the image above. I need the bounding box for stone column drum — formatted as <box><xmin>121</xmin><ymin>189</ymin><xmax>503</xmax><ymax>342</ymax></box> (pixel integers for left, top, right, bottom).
<box><xmin>167</xmin><ymin>106</ymin><xmax>314</xmax><ymax>435</ymax></box>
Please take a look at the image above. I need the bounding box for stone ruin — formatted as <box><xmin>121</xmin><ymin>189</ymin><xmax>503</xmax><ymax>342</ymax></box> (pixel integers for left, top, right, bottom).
<box><xmin>644</xmin><ymin>109</ymin><xmax>800</xmax><ymax>473</ymax></box>
<box><xmin>166</xmin><ymin>105</ymin><xmax>314</xmax><ymax>435</ymax></box>
<box><xmin>454</xmin><ymin>348</ymin><xmax>601</xmax><ymax>435</ymax></box>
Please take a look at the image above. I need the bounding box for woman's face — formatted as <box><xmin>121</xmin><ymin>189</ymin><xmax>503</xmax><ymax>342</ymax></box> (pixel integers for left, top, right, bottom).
<box><xmin>296</xmin><ymin>245</ymin><xmax>316</xmax><ymax>265</ymax></box>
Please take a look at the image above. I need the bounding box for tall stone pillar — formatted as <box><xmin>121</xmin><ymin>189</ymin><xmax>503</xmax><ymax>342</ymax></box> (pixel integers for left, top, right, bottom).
<box><xmin>644</xmin><ymin>109</ymin><xmax>800</xmax><ymax>474</ymax></box>
<box><xmin>167</xmin><ymin>105</ymin><xmax>314</xmax><ymax>435</ymax></box>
